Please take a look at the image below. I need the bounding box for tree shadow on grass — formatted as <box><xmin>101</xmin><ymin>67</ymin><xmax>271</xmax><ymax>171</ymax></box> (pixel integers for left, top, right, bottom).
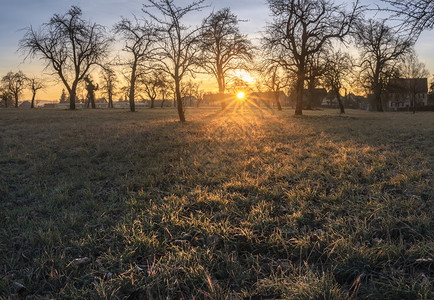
<box><xmin>0</xmin><ymin>108</ymin><xmax>432</xmax><ymax>298</ymax></box>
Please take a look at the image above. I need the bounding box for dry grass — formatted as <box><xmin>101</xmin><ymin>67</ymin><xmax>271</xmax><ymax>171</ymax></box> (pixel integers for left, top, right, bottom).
<box><xmin>0</xmin><ymin>106</ymin><xmax>433</xmax><ymax>299</ymax></box>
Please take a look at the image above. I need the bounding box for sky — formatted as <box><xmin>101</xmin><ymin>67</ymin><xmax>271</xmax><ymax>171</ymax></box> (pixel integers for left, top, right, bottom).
<box><xmin>0</xmin><ymin>0</ymin><xmax>433</xmax><ymax>101</ymax></box>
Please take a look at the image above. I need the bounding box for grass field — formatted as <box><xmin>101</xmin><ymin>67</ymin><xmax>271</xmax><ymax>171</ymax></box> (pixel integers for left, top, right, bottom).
<box><xmin>0</xmin><ymin>106</ymin><xmax>433</xmax><ymax>299</ymax></box>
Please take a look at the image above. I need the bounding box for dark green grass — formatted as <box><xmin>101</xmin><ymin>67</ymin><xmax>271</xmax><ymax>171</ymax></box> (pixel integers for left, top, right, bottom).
<box><xmin>0</xmin><ymin>107</ymin><xmax>433</xmax><ymax>299</ymax></box>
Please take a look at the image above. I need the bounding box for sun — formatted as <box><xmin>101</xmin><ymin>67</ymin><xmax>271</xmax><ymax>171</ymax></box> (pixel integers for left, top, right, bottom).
<box><xmin>237</xmin><ymin>91</ymin><xmax>245</xmax><ymax>99</ymax></box>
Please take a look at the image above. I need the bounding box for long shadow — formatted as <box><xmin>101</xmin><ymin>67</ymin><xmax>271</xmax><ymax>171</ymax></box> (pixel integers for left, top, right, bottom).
<box><xmin>1</xmin><ymin>108</ymin><xmax>432</xmax><ymax>298</ymax></box>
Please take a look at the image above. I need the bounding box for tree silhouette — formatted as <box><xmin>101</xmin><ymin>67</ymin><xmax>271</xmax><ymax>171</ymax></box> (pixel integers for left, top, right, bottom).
<box><xmin>257</xmin><ymin>62</ymin><xmax>291</xmax><ymax>111</ymax></box>
<box><xmin>28</xmin><ymin>77</ymin><xmax>45</xmax><ymax>108</ymax></box>
<box><xmin>114</xmin><ymin>17</ymin><xmax>158</xmax><ymax>112</ymax></box>
<box><xmin>143</xmin><ymin>0</ymin><xmax>207</xmax><ymax>122</ymax></box>
<box><xmin>20</xmin><ymin>6</ymin><xmax>111</xmax><ymax>110</ymax></box>
<box><xmin>199</xmin><ymin>8</ymin><xmax>253</xmax><ymax>110</ymax></box>
<box><xmin>263</xmin><ymin>0</ymin><xmax>361</xmax><ymax>115</ymax></box>
<box><xmin>100</xmin><ymin>66</ymin><xmax>117</xmax><ymax>109</ymax></box>
<box><xmin>59</xmin><ymin>89</ymin><xmax>68</xmax><ymax>103</ymax></box>
<box><xmin>139</xmin><ymin>71</ymin><xmax>166</xmax><ymax>109</ymax></box>
<box><xmin>0</xmin><ymin>86</ymin><xmax>12</xmax><ymax>108</ymax></box>
<box><xmin>355</xmin><ymin>19</ymin><xmax>413</xmax><ymax>111</ymax></box>
<box><xmin>322</xmin><ymin>51</ymin><xmax>354</xmax><ymax>114</ymax></box>
<box><xmin>1</xmin><ymin>71</ymin><xmax>27</xmax><ymax>108</ymax></box>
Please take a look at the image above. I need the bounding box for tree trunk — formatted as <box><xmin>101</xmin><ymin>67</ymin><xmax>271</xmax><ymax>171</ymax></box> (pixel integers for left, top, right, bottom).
<box><xmin>275</xmin><ymin>91</ymin><xmax>282</xmax><ymax>111</ymax></box>
<box><xmin>150</xmin><ymin>98</ymin><xmax>155</xmax><ymax>108</ymax></box>
<box><xmin>373</xmin><ymin>72</ymin><xmax>383</xmax><ymax>112</ymax></box>
<box><xmin>15</xmin><ymin>95</ymin><xmax>18</xmax><ymax>108</ymax></box>
<box><xmin>336</xmin><ymin>89</ymin><xmax>345</xmax><ymax>114</ymax></box>
<box><xmin>218</xmin><ymin>76</ymin><xmax>226</xmax><ymax>110</ymax></box>
<box><xmin>374</xmin><ymin>92</ymin><xmax>383</xmax><ymax>112</ymax></box>
<box><xmin>69</xmin><ymin>90</ymin><xmax>76</xmax><ymax>110</ymax></box>
<box><xmin>31</xmin><ymin>92</ymin><xmax>36</xmax><ymax>108</ymax></box>
<box><xmin>295</xmin><ymin>72</ymin><xmax>305</xmax><ymax>115</ymax></box>
<box><xmin>108</xmin><ymin>92</ymin><xmax>113</xmax><ymax>108</ymax></box>
<box><xmin>161</xmin><ymin>93</ymin><xmax>166</xmax><ymax>108</ymax></box>
<box><xmin>129</xmin><ymin>61</ymin><xmax>137</xmax><ymax>112</ymax></box>
<box><xmin>90</xmin><ymin>94</ymin><xmax>96</xmax><ymax>109</ymax></box>
<box><xmin>175</xmin><ymin>78</ymin><xmax>185</xmax><ymax>122</ymax></box>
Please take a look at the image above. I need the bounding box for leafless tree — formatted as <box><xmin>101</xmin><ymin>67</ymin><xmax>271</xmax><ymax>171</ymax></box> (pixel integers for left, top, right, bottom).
<box><xmin>1</xmin><ymin>71</ymin><xmax>27</xmax><ymax>108</ymax></box>
<box><xmin>263</xmin><ymin>0</ymin><xmax>361</xmax><ymax>115</ymax></box>
<box><xmin>322</xmin><ymin>51</ymin><xmax>354</xmax><ymax>114</ymax></box>
<box><xmin>114</xmin><ymin>16</ymin><xmax>158</xmax><ymax>112</ymax></box>
<box><xmin>158</xmin><ymin>75</ymin><xmax>172</xmax><ymax>108</ymax></box>
<box><xmin>19</xmin><ymin>6</ymin><xmax>111</xmax><ymax>110</ymax></box>
<box><xmin>199</xmin><ymin>8</ymin><xmax>253</xmax><ymax>110</ymax></box>
<box><xmin>100</xmin><ymin>66</ymin><xmax>117</xmax><ymax>108</ymax></box>
<box><xmin>0</xmin><ymin>87</ymin><xmax>11</xmax><ymax>108</ymax></box>
<box><xmin>139</xmin><ymin>70</ymin><xmax>165</xmax><ymax>109</ymax></box>
<box><xmin>257</xmin><ymin>62</ymin><xmax>291</xmax><ymax>111</ymax></box>
<box><xmin>143</xmin><ymin>0</ymin><xmax>207</xmax><ymax>122</ymax></box>
<box><xmin>355</xmin><ymin>19</ymin><xmax>413</xmax><ymax>111</ymax></box>
<box><xmin>382</xmin><ymin>0</ymin><xmax>434</xmax><ymax>36</ymax></box>
<box><xmin>28</xmin><ymin>77</ymin><xmax>45</xmax><ymax>108</ymax></box>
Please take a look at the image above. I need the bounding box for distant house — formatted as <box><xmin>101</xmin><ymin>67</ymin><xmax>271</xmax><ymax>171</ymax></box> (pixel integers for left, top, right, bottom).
<box><xmin>386</xmin><ymin>78</ymin><xmax>428</xmax><ymax>110</ymax></box>
<box><xmin>428</xmin><ymin>93</ymin><xmax>434</xmax><ymax>106</ymax></box>
<box><xmin>321</xmin><ymin>92</ymin><xmax>368</xmax><ymax>110</ymax></box>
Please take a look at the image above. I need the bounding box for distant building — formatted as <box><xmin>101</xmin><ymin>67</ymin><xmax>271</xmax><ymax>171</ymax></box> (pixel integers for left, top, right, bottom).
<box><xmin>386</xmin><ymin>78</ymin><xmax>428</xmax><ymax>110</ymax></box>
<box><xmin>321</xmin><ymin>92</ymin><xmax>368</xmax><ymax>110</ymax></box>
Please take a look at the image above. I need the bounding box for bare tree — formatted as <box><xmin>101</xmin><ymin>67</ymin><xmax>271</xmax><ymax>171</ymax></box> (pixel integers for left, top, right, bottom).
<box><xmin>355</xmin><ymin>19</ymin><xmax>413</xmax><ymax>111</ymax></box>
<box><xmin>139</xmin><ymin>70</ymin><xmax>165</xmax><ymax>109</ymax></box>
<box><xmin>20</xmin><ymin>6</ymin><xmax>111</xmax><ymax>110</ymax></box>
<box><xmin>199</xmin><ymin>8</ymin><xmax>253</xmax><ymax>110</ymax></box>
<box><xmin>114</xmin><ymin>17</ymin><xmax>158</xmax><ymax>112</ymax></box>
<box><xmin>382</xmin><ymin>0</ymin><xmax>434</xmax><ymax>36</ymax></box>
<box><xmin>143</xmin><ymin>0</ymin><xmax>207</xmax><ymax>122</ymax></box>
<box><xmin>0</xmin><ymin>87</ymin><xmax>12</xmax><ymax>108</ymax></box>
<box><xmin>28</xmin><ymin>77</ymin><xmax>45</xmax><ymax>108</ymax></box>
<box><xmin>100</xmin><ymin>66</ymin><xmax>117</xmax><ymax>108</ymax></box>
<box><xmin>322</xmin><ymin>51</ymin><xmax>354</xmax><ymax>114</ymax></box>
<box><xmin>258</xmin><ymin>62</ymin><xmax>291</xmax><ymax>111</ymax></box>
<box><xmin>263</xmin><ymin>0</ymin><xmax>361</xmax><ymax>115</ymax></box>
<box><xmin>1</xmin><ymin>71</ymin><xmax>27</xmax><ymax>108</ymax></box>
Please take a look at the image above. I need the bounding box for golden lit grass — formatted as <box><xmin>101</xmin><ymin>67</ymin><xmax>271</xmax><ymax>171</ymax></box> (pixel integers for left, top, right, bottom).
<box><xmin>0</xmin><ymin>106</ymin><xmax>433</xmax><ymax>299</ymax></box>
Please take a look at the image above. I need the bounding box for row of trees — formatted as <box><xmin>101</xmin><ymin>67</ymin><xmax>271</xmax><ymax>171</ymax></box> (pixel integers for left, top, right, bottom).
<box><xmin>9</xmin><ymin>0</ymin><xmax>434</xmax><ymax>120</ymax></box>
<box><xmin>0</xmin><ymin>71</ymin><xmax>44</xmax><ymax>108</ymax></box>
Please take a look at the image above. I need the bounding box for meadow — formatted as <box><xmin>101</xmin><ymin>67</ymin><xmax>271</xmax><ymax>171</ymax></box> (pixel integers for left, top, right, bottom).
<box><xmin>0</xmin><ymin>106</ymin><xmax>433</xmax><ymax>299</ymax></box>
